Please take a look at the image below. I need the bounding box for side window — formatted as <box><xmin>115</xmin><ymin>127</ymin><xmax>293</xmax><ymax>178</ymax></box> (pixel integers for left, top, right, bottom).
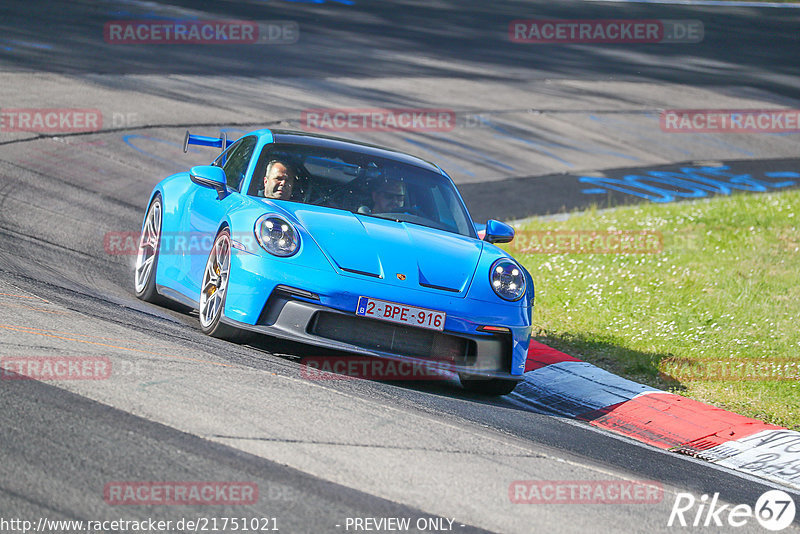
<box><xmin>216</xmin><ymin>136</ymin><xmax>257</xmax><ymax>192</ymax></box>
<box><xmin>213</xmin><ymin>140</ymin><xmax>236</xmax><ymax>168</ymax></box>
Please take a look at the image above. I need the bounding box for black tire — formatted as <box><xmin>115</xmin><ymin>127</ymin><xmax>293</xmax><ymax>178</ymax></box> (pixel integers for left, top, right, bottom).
<box><xmin>459</xmin><ymin>374</ymin><xmax>519</xmax><ymax>396</ymax></box>
<box><xmin>134</xmin><ymin>194</ymin><xmax>166</xmax><ymax>303</ymax></box>
<box><xmin>198</xmin><ymin>228</ymin><xmax>253</xmax><ymax>343</ymax></box>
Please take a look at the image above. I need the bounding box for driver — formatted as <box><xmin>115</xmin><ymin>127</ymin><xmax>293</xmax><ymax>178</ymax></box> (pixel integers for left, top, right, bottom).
<box><xmin>371</xmin><ymin>179</ymin><xmax>407</xmax><ymax>213</ymax></box>
<box><xmin>263</xmin><ymin>160</ymin><xmax>297</xmax><ymax>200</ymax></box>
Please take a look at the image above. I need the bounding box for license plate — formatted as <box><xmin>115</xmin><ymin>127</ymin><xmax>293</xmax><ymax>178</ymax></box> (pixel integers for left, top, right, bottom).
<box><xmin>355</xmin><ymin>296</ymin><xmax>446</xmax><ymax>332</ymax></box>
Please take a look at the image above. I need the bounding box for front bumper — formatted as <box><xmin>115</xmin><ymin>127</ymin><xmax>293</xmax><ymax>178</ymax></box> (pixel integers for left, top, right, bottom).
<box><xmin>224</xmin><ymin>251</ymin><xmax>531</xmax><ymax>378</ymax></box>
<box><xmin>222</xmin><ymin>294</ymin><xmax>524</xmax><ymax>380</ymax></box>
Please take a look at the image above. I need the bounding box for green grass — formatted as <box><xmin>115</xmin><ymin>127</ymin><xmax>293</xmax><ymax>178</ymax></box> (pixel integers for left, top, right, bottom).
<box><xmin>506</xmin><ymin>189</ymin><xmax>800</xmax><ymax>430</ymax></box>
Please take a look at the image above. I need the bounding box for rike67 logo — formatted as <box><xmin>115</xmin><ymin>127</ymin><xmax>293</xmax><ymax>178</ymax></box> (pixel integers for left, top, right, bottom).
<box><xmin>668</xmin><ymin>490</ymin><xmax>796</xmax><ymax>531</ymax></box>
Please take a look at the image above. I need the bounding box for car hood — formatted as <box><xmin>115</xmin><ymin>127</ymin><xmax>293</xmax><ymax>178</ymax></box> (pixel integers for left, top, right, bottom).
<box><xmin>288</xmin><ymin>205</ymin><xmax>483</xmax><ymax>296</ymax></box>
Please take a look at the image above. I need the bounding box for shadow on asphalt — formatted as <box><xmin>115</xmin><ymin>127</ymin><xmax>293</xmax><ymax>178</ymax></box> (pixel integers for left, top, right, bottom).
<box><xmin>532</xmin><ymin>332</ymin><xmax>682</xmax><ymax>392</ymax></box>
<box><xmin>1</xmin><ymin>1</ymin><xmax>798</xmax><ymax>99</ymax></box>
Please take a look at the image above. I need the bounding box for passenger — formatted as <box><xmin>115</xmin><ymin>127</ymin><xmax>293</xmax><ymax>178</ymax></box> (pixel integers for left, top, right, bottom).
<box><xmin>371</xmin><ymin>179</ymin><xmax>407</xmax><ymax>213</ymax></box>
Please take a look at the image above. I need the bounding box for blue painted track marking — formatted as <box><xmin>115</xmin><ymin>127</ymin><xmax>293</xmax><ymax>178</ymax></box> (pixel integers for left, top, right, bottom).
<box><xmin>580</xmin><ymin>165</ymin><xmax>798</xmax><ymax>203</ymax></box>
<box><xmin>765</xmin><ymin>172</ymin><xmax>800</xmax><ymax>177</ymax></box>
<box><xmin>0</xmin><ymin>39</ymin><xmax>53</xmax><ymax>50</ymax></box>
<box><xmin>765</xmin><ymin>171</ymin><xmax>800</xmax><ymax>188</ymax></box>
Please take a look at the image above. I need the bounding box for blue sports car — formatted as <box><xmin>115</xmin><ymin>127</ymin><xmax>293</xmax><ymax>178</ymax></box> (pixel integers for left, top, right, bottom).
<box><xmin>134</xmin><ymin>129</ymin><xmax>533</xmax><ymax>395</ymax></box>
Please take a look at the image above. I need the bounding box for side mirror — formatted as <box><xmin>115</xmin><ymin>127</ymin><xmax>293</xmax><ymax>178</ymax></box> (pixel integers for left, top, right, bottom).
<box><xmin>484</xmin><ymin>219</ymin><xmax>514</xmax><ymax>244</ymax></box>
<box><xmin>190</xmin><ymin>165</ymin><xmax>228</xmax><ymax>199</ymax></box>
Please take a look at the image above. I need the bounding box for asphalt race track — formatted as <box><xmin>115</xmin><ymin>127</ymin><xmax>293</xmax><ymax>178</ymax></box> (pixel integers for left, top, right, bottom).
<box><xmin>1</xmin><ymin>1</ymin><xmax>799</xmax><ymax>533</ymax></box>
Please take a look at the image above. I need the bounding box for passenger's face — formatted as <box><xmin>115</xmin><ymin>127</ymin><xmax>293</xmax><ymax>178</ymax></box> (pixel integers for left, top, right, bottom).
<box><xmin>373</xmin><ymin>182</ymin><xmax>406</xmax><ymax>212</ymax></box>
<box><xmin>264</xmin><ymin>163</ymin><xmax>295</xmax><ymax>200</ymax></box>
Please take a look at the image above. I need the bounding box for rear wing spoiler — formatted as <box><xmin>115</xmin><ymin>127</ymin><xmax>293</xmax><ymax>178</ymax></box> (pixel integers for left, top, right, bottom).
<box><xmin>183</xmin><ymin>130</ymin><xmax>235</xmax><ymax>153</ymax></box>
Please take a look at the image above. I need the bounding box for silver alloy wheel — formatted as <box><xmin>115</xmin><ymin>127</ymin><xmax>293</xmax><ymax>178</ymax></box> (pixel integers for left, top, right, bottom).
<box><xmin>134</xmin><ymin>198</ymin><xmax>162</xmax><ymax>294</ymax></box>
<box><xmin>199</xmin><ymin>231</ymin><xmax>231</xmax><ymax>328</ymax></box>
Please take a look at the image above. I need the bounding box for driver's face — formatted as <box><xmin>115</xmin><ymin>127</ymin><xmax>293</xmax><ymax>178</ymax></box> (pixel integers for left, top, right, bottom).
<box><xmin>264</xmin><ymin>162</ymin><xmax>295</xmax><ymax>200</ymax></box>
<box><xmin>373</xmin><ymin>182</ymin><xmax>406</xmax><ymax>212</ymax></box>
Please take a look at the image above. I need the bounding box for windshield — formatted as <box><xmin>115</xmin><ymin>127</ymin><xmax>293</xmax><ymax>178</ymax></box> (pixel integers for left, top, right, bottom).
<box><xmin>248</xmin><ymin>143</ymin><xmax>476</xmax><ymax>238</ymax></box>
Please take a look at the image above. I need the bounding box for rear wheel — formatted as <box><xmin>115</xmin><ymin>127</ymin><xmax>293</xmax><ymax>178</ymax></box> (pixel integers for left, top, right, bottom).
<box><xmin>459</xmin><ymin>374</ymin><xmax>519</xmax><ymax>396</ymax></box>
<box><xmin>198</xmin><ymin>228</ymin><xmax>252</xmax><ymax>343</ymax></box>
<box><xmin>134</xmin><ymin>195</ymin><xmax>165</xmax><ymax>303</ymax></box>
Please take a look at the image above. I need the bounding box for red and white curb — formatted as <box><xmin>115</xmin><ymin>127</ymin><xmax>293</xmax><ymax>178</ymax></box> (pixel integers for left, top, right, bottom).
<box><xmin>512</xmin><ymin>340</ymin><xmax>800</xmax><ymax>490</ymax></box>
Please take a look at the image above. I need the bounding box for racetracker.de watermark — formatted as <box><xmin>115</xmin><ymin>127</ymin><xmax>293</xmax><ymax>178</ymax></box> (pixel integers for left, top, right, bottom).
<box><xmin>104</xmin><ymin>20</ymin><xmax>298</xmax><ymax>45</ymax></box>
<box><xmin>104</xmin><ymin>482</ymin><xmax>258</xmax><ymax>506</ymax></box>
<box><xmin>1</xmin><ymin>356</ymin><xmax>111</xmax><ymax>380</ymax></box>
<box><xmin>301</xmin><ymin>108</ymin><xmax>456</xmax><ymax>132</ymax></box>
<box><xmin>661</xmin><ymin>109</ymin><xmax>800</xmax><ymax>133</ymax></box>
<box><xmin>509</xmin><ymin>480</ymin><xmax>663</xmax><ymax>504</ymax></box>
<box><xmin>300</xmin><ymin>356</ymin><xmax>448</xmax><ymax>381</ymax></box>
<box><xmin>0</xmin><ymin>108</ymin><xmax>102</xmax><ymax>133</ymax></box>
<box><xmin>509</xmin><ymin>19</ymin><xmax>703</xmax><ymax>44</ymax></box>
<box><xmin>106</xmin><ymin>231</ymin><xmax>228</xmax><ymax>256</ymax></box>
<box><xmin>508</xmin><ymin>230</ymin><xmax>663</xmax><ymax>254</ymax></box>
<box><xmin>659</xmin><ymin>357</ymin><xmax>800</xmax><ymax>382</ymax></box>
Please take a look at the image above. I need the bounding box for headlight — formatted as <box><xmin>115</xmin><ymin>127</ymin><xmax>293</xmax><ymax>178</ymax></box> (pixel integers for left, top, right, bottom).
<box><xmin>255</xmin><ymin>215</ymin><xmax>299</xmax><ymax>257</ymax></box>
<box><xmin>490</xmin><ymin>259</ymin><xmax>526</xmax><ymax>301</ymax></box>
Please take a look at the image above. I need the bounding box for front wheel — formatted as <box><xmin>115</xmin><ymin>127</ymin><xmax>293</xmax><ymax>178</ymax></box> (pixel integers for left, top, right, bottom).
<box><xmin>134</xmin><ymin>195</ymin><xmax>164</xmax><ymax>303</ymax></box>
<box><xmin>459</xmin><ymin>374</ymin><xmax>519</xmax><ymax>396</ymax></box>
<box><xmin>198</xmin><ymin>228</ymin><xmax>251</xmax><ymax>343</ymax></box>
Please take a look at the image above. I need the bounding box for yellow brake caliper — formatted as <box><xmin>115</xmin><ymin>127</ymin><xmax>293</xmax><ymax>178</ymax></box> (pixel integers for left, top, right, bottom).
<box><xmin>208</xmin><ymin>263</ymin><xmax>221</xmax><ymax>296</ymax></box>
